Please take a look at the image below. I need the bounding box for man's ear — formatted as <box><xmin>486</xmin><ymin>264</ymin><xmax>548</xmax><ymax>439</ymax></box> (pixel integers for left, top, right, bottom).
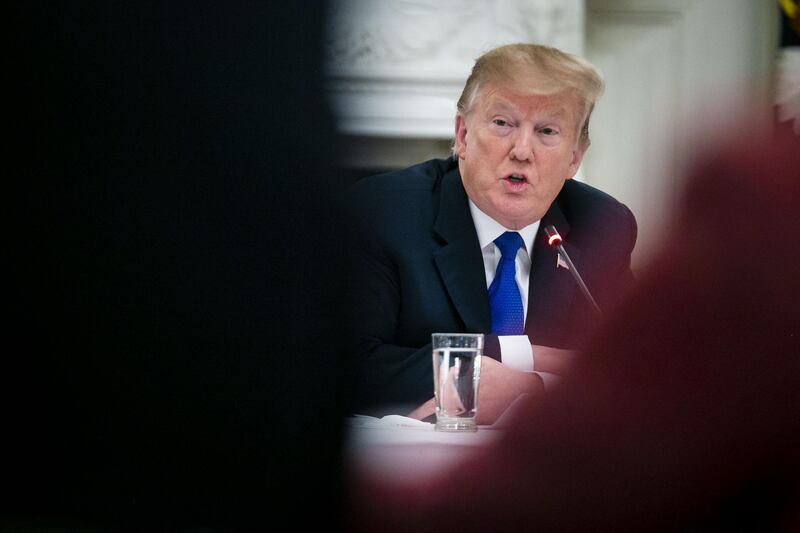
<box><xmin>454</xmin><ymin>114</ymin><xmax>468</xmax><ymax>159</ymax></box>
<box><xmin>566</xmin><ymin>145</ymin><xmax>587</xmax><ymax>180</ymax></box>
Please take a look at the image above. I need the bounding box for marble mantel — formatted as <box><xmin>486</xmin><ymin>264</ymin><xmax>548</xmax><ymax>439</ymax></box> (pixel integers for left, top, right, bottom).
<box><xmin>325</xmin><ymin>0</ymin><xmax>585</xmax><ymax>140</ymax></box>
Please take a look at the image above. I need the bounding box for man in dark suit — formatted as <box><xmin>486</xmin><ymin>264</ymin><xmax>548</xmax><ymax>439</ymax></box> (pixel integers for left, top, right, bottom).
<box><xmin>348</xmin><ymin>44</ymin><xmax>636</xmax><ymax>420</ymax></box>
<box><xmin>351</xmin><ymin>125</ymin><xmax>800</xmax><ymax>533</ymax></box>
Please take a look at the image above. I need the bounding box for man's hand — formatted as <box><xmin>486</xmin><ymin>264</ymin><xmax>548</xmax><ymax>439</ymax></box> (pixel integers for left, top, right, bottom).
<box><xmin>407</xmin><ymin>365</ymin><xmax>470</xmax><ymax>421</ymax></box>
<box><xmin>532</xmin><ymin>344</ymin><xmax>579</xmax><ymax>376</ymax></box>
<box><xmin>408</xmin><ymin>357</ymin><xmax>545</xmax><ymax>425</ymax></box>
<box><xmin>408</xmin><ymin>348</ymin><xmax>575</xmax><ymax>424</ymax></box>
<box><xmin>407</xmin><ymin>398</ymin><xmax>435</xmax><ymax>421</ymax></box>
<box><xmin>474</xmin><ymin>357</ymin><xmax>543</xmax><ymax>424</ymax></box>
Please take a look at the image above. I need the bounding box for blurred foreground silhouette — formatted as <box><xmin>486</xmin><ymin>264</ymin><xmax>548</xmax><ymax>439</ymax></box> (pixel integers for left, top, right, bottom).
<box><xmin>7</xmin><ymin>2</ymin><xmax>349</xmax><ymax>531</ymax></box>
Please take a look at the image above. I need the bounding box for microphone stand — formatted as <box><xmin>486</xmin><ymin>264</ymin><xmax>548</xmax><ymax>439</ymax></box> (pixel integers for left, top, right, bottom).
<box><xmin>543</xmin><ymin>225</ymin><xmax>602</xmax><ymax>315</ymax></box>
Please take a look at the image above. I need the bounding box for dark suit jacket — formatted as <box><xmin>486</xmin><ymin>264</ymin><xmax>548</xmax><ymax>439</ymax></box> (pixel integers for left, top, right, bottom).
<box><xmin>347</xmin><ymin>157</ymin><xmax>637</xmax><ymax>412</ymax></box>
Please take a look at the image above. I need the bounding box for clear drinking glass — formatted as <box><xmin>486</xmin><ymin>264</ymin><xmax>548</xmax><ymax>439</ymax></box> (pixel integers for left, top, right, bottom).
<box><xmin>431</xmin><ymin>333</ymin><xmax>483</xmax><ymax>432</ymax></box>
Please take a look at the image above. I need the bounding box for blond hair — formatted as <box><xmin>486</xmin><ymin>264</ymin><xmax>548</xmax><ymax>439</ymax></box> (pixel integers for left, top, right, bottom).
<box><xmin>456</xmin><ymin>43</ymin><xmax>604</xmax><ymax>150</ymax></box>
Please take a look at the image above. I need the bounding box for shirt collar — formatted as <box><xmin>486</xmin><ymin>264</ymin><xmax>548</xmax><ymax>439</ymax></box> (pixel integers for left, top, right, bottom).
<box><xmin>468</xmin><ymin>199</ymin><xmax>540</xmax><ymax>255</ymax></box>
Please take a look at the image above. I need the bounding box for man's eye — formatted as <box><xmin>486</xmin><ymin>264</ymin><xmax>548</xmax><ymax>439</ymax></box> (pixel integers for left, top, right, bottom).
<box><xmin>492</xmin><ymin>119</ymin><xmax>509</xmax><ymax>127</ymax></box>
<box><xmin>540</xmin><ymin>127</ymin><xmax>558</xmax><ymax>135</ymax></box>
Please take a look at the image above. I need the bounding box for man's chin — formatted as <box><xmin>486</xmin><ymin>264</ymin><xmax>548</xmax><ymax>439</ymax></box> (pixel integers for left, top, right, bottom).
<box><xmin>495</xmin><ymin>213</ymin><xmax>542</xmax><ymax>231</ymax></box>
<box><xmin>488</xmin><ymin>203</ymin><xmax>543</xmax><ymax>230</ymax></box>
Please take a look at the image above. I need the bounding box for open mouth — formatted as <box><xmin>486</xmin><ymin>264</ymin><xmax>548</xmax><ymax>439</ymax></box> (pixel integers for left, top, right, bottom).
<box><xmin>503</xmin><ymin>173</ymin><xmax>528</xmax><ymax>186</ymax></box>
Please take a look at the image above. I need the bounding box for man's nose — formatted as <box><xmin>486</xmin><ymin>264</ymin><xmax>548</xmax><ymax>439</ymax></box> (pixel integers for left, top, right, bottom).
<box><xmin>510</xmin><ymin>128</ymin><xmax>534</xmax><ymax>161</ymax></box>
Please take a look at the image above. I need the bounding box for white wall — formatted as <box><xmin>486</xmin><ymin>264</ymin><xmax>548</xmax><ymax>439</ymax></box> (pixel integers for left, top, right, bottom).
<box><xmin>326</xmin><ymin>0</ymin><xmax>585</xmax><ymax>139</ymax></box>
<box><xmin>584</xmin><ymin>0</ymin><xmax>777</xmax><ymax>269</ymax></box>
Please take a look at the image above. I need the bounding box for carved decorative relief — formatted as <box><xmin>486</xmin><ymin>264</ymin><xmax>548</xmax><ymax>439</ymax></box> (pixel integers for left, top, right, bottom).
<box><xmin>325</xmin><ymin>0</ymin><xmax>584</xmax><ymax>138</ymax></box>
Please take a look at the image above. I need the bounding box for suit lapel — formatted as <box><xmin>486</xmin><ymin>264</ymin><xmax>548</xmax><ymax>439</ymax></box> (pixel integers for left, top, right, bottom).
<box><xmin>527</xmin><ymin>196</ymin><xmax>579</xmax><ymax>340</ymax></box>
<box><xmin>433</xmin><ymin>167</ymin><xmax>492</xmax><ymax>333</ymax></box>
<box><xmin>431</xmin><ymin>170</ymin><xmax>583</xmax><ymax>340</ymax></box>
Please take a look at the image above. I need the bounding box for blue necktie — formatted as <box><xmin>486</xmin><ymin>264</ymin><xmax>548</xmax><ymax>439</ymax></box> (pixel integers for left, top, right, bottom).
<box><xmin>488</xmin><ymin>231</ymin><xmax>525</xmax><ymax>335</ymax></box>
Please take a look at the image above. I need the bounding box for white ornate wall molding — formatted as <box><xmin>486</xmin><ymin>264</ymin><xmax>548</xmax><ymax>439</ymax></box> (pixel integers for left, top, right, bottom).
<box><xmin>325</xmin><ymin>0</ymin><xmax>585</xmax><ymax>138</ymax></box>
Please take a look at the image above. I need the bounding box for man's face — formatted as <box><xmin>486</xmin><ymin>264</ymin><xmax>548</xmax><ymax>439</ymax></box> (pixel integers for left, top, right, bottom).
<box><xmin>455</xmin><ymin>84</ymin><xmax>585</xmax><ymax>230</ymax></box>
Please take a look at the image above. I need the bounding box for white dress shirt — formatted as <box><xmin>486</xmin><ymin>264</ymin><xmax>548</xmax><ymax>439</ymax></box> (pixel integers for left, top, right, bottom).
<box><xmin>468</xmin><ymin>200</ymin><xmax>538</xmax><ymax>372</ymax></box>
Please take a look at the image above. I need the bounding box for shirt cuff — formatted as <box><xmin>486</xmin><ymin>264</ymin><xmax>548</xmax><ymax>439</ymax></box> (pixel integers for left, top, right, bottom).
<box><xmin>498</xmin><ymin>335</ymin><xmax>534</xmax><ymax>372</ymax></box>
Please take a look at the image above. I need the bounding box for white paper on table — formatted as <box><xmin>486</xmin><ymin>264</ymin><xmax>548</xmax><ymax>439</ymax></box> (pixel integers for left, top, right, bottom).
<box><xmin>346</xmin><ymin>414</ymin><xmax>433</xmax><ymax>429</ymax></box>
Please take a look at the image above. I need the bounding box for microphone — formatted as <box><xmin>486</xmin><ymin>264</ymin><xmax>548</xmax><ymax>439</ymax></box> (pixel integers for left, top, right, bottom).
<box><xmin>543</xmin><ymin>225</ymin><xmax>601</xmax><ymax>315</ymax></box>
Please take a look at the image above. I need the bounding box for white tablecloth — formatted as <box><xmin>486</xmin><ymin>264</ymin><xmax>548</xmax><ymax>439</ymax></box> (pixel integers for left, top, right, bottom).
<box><xmin>344</xmin><ymin>415</ymin><xmax>504</xmax><ymax>485</ymax></box>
